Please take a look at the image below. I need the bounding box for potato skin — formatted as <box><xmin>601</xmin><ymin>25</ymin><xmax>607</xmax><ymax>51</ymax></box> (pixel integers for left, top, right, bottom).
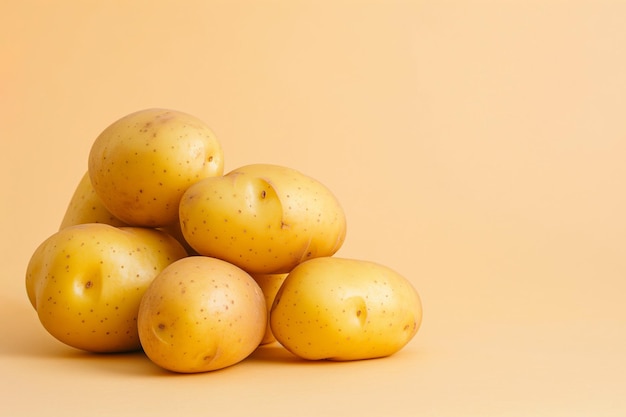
<box><xmin>88</xmin><ymin>108</ymin><xmax>224</xmax><ymax>227</ymax></box>
<box><xmin>270</xmin><ymin>257</ymin><xmax>422</xmax><ymax>361</ymax></box>
<box><xmin>137</xmin><ymin>256</ymin><xmax>267</xmax><ymax>373</ymax></box>
<box><xmin>179</xmin><ymin>163</ymin><xmax>347</xmax><ymax>274</ymax></box>
<box><xmin>250</xmin><ymin>273</ymin><xmax>288</xmax><ymax>345</ymax></box>
<box><xmin>58</xmin><ymin>171</ymin><xmax>195</xmax><ymax>254</ymax></box>
<box><xmin>25</xmin><ymin>224</ymin><xmax>188</xmax><ymax>352</ymax></box>
<box><xmin>59</xmin><ymin>171</ymin><xmax>128</xmax><ymax>229</ymax></box>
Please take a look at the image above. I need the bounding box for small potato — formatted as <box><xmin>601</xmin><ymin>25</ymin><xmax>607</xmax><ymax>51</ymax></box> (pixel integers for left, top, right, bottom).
<box><xmin>59</xmin><ymin>173</ymin><xmax>195</xmax><ymax>254</ymax></box>
<box><xmin>25</xmin><ymin>224</ymin><xmax>188</xmax><ymax>352</ymax></box>
<box><xmin>179</xmin><ymin>163</ymin><xmax>347</xmax><ymax>274</ymax></box>
<box><xmin>270</xmin><ymin>257</ymin><xmax>422</xmax><ymax>361</ymax></box>
<box><xmin>250</xmin><ymin>273</ymin><xmax>288</xmax><ymax>345</ymax></box>
<box><xmin>59</xmin><ymin>171</ymin><xmax>128</xmax><ymax>229</ymax></box>
<box><xmin>137</xmin><ymin>256</ymin><xmax>267</xmax><ymax>373</ymax></box>
<box><xmin>88</xmin><ymin>108</ymin><xmax>224</xmax><ymax>227</ymax></box>
<box><xmin>158</xmin><ymin>218</ymin><xmax>199</xmax><ymax>256</ymax></box>
<box><xmin>58</xmin><ymin>172</ymin><xmax>197</xmax><ymax>254</ymax></box>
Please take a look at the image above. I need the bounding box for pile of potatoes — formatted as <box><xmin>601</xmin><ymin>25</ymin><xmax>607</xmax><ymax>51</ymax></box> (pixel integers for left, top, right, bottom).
<box><xmin>25</xmin><ymin>108</ymin><xmax>422</xmax><ymax>373</ymax></box>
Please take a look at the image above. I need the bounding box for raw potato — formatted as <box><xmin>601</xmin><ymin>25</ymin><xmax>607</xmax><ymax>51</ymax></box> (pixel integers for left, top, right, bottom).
<box><xmin>270</xmin><ymin>257</ymin><xmax>422</xmax><ymax>361</ymax></box>
<box><xmin>250</xmin><ymin>273</ymin><xmax>288</xmax><ymax>344</ymax></box>
<box><xmin>59</xmin><ymin>171</ymin><xmax>128</xmax><ymax>229</ymax></box>
<box><xmin>179</xmin><ymin>163</ymin><xmax>347</xmax><ymax>274</ymax></box>
<box><xmin>59</xmin><ymin>171</ymin><xmax>195</xmax><ymax>254</ymax></box>
<box><xmin>159</xmin><ymin>220</ymin><xmax>199</xmax><ymax>256</ymax></box>
<box><xmin>88</xmin><ymin>108</ymin><xmax>224</xmax><ymax>227</ymax></box>
<box><xmin>137</xmin><ymin>256</ymin><xmax>267</xmax><ymax>373</ymax></box>
<box><xmin>25</xmin><ymin>224</ymin><xmax>188</xmax><ymax>352</ymax></box>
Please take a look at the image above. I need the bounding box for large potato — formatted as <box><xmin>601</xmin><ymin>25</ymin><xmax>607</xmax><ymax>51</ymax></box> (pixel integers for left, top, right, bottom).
<box><xmin>270</xmin><ymin>257</ymin><xmax>422</xmax><ymax>361</ymax></box>
<box><xmin>25</xmin><ymin>223</ymin><xmax>187</xmax><ymax>352</ymax></box>
<box><xmin>179</xmin><ymin>163</ymin><xmax>347</xmax><ymax>274</ymax></box>
<box><xmin>137</xmin><ymin>256</ymin><xmax>266</xmax><ymax>373</ymax></box>
<box><xmin>59</xmin><ymin>171</ymin><xmax>128</xmax><ymax>229</ymax></box>
<box><xmin>88</xmin><ymin>108</ymin><xmax>224</xmax><ymax>227</ymax></box>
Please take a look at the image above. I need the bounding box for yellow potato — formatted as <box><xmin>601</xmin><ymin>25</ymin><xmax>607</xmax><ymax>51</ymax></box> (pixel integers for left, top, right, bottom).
<box><xmin>179</xmin><ymin>163</ymin><xmax>347</xmax><ymax>274</ymax></box>
<box><xmin>25</xmin><ymin>224</ymin><xmax>188</xmax><ymax>352</ymax></box>
<box><xmin>57</xmin><ymin>172</ymin><xmax>196</xmax><ymax>252</ymax></box>
<box><xmin>59</xmin><ymin>171</ymin><xmax>196</xmax><ymax>254</ymax></box>
<box><xmin>137</xmin><ymin>256</ymin><xmax>266</xmax><ymax>373</ymax></box>
<box><xmin>270</xmin><ymin>257</ymin><xmax>422</xmax><ymax>361</ymax></box>
<box><xmin>59</xmin><ymin>171</ymin><xmax>128</xmax><ymax>229</ymax></box>
<box><xmin>158</xmin><ymin>218</ymin><xmax>198</xmax><ymax>256</ymax></box>
<box><xmin>250</xmin><ymin>273</ymin><xmax>288</xmax><ymax>344</ymax></box>
<box><xmin>88</xmin><ymin>108</ymin><xmax>224</xmax><ymax>227</ymax></box>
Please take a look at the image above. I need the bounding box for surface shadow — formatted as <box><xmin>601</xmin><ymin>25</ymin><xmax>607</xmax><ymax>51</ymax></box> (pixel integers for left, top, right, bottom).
<box><xmin>59</xmin><ymin>348</ymin><xmax>252</xmax><ymax>378</ymax></box>
<box><xmin>248</xmin><ymin>342</ymin><xmax>303</xmax><ymax>363</ymax></box>
<box><xmin>247</xmin><ymin>342</ymin><xmax>393</xmax><ymax>367</ymax></box>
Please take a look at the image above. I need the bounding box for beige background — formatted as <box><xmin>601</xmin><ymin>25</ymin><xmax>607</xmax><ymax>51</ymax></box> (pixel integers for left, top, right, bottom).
<box><xmin>2</xmin><ymin>1</ymin><xmax>625</xmax><ymax>416</ymax></box>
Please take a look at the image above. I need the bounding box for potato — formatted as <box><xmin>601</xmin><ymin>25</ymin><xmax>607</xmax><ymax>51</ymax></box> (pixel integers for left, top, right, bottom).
<box><xmin>270</xmin><ymin>257</ymin><xmax>422</xmax><ymax>361</ymax></box>
<box><xmin>25</xmin><ymin>223</ymin><xmax>188</xmax><ymax>352</ymax></box>
<box><xmin>59</xmin><ymin>171</ymin><xmax>196</xmax><ymax>254</ymax></box>
<box><xmin>137</xmin><ymin>256</ymin><xmax>266</xmax><ymax>373</ymax></box>
<box><xmin>250</xmin><ymin>273</ymin><xmax>288</xmax><ymax>345</ymax></box>
<box><xmin>59</xmin><ymin>171</ymin><xmax>128</xmax><ymax>229</ymax></box>
<box><xmin>179</xmin><ymin>163</ymin><xmax>347</xmax><ymax>274</ymax></box>
<box><xmin>88</xmin><ymin>108</ymin><xmax>224</xmax><ymax>227</ymax></box>
<box><xmin>157</xmin><ymin>220</ymin><xmax>198</xmax><ymax>256</ymax></box>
